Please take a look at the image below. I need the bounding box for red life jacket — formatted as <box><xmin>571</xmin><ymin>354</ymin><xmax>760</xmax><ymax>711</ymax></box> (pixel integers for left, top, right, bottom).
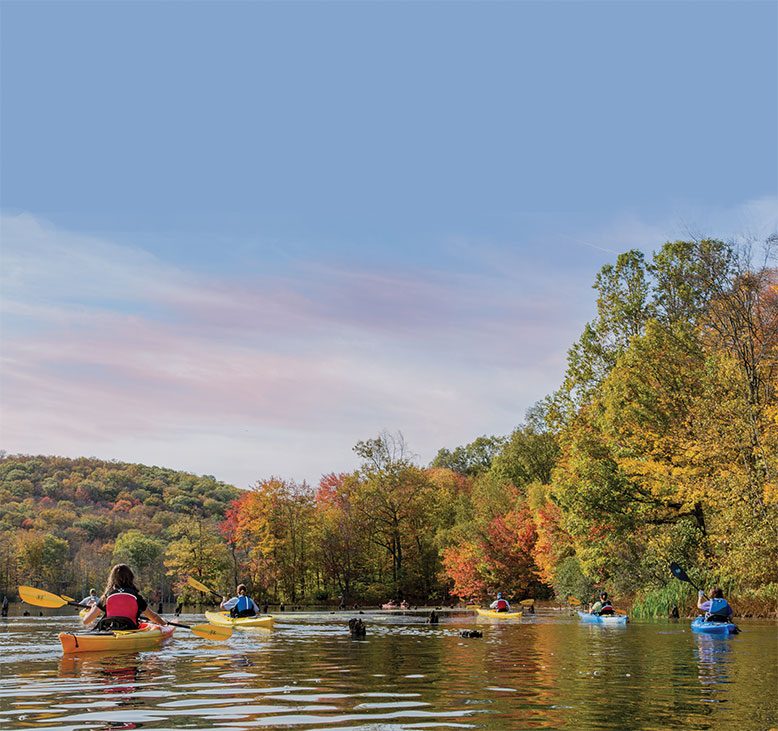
<box><xmin>495</xmin><ymin>599</ymin><xmax>509</xmax><ymax>611</ymax></box>
<box><xmin>105</xmin><ymin>591</ymin><xmax>140</xmax><ymax>622</ymax></box>
<box><xmin>599</xmin><ymin>602</ymin><xmax>614</xmax><ymax>615</ymax></box>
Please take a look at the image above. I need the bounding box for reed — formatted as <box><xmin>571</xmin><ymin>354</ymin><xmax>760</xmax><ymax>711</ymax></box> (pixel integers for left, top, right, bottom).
<box><xmin>631</xmin><ymin>583</ymin><xmax>693</xmax><ymax>619</ymax></box>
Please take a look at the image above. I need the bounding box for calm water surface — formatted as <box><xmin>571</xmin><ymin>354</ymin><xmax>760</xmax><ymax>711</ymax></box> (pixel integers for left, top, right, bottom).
<box><xmin>1</xmin><ymin>609</ymin><xmax>776</xmax><ymax>730</ymax></box>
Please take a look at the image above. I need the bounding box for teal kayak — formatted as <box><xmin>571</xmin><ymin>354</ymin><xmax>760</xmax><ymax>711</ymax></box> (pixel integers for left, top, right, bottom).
<box><xmin>691</xmin><ymin>617</ymin><xmax>738</xmax><ymax>635</ymax></box>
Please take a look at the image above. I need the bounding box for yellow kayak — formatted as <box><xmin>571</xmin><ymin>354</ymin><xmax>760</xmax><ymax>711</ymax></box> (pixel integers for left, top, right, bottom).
<box><xmin>59</xmin><ymin>622</ymin><xmax>175</xmax><ymax>654</ymax></box>
<box><xmin>204</xmin><ymin>610</ymin><xmax>274</xmax><ymax>629</ymax></box>
<box><xmin>476</xmin><ymin>607</ymin><xmax>524</xmax><ymax>619</ymax></box>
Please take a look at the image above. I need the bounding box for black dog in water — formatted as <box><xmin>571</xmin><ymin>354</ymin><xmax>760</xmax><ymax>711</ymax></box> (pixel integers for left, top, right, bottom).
<box><xmin>349</xmin><ymin>618</ymin><xmax>367</xmax><ymax>637</ymax></box>
<box><xmin>460</xmin><ymin>630</ymin><xmax>482</xmax><ymax>638</ymax></box>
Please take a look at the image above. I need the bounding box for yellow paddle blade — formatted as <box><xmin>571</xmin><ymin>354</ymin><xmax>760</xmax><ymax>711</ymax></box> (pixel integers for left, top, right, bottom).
<box><xmin>60</xmin><ymin>594</ymin><xmax>75</xmax><ymax>602</ymax></box>
<box><xmin>190</xmin><ymin>622</ymin><xmax>232</xmax><ymax>641</ymax></box>
<box><xmin>187</xmin><ymin>576</ymin><xmax>219</xmax><ymax>596</ymax></box>
<box><xmin>567</xmin><ymin>595</ymin><xmax>582</xmax><ymax>606</ymax></box>
<box><xmin>614</xmin><ymin>609</ymin><xmax>627</xmax><ymax>615</ymax></box>
<box><xmin>519</xmin><ymin>599</ymin><xmax>535</xmax><ymax>606</ymax></box>
<box><xmin>19</xmin><ymin>586</ymin><xmax>68</xmax><ymax>608</ymax></box>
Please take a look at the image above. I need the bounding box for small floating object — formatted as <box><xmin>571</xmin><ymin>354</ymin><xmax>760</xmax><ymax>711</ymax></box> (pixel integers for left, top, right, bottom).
<box><xmin>460</xmin><ymin>630</ymin><xmax>483</xmax><ymax>638</ymax></box>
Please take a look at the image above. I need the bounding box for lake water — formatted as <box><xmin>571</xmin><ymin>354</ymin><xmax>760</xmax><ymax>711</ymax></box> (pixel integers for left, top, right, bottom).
<box><xmin>1</xmin><ymin>609</ymin><xmax>776</xmax><ymax>730</ymax></box>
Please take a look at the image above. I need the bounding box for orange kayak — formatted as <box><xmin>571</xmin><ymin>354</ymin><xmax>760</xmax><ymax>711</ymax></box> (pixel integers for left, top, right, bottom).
<box><xmin>59</xmin><ymin>622</ymin><xmax>175</xmax><ymax>653</ymax></box>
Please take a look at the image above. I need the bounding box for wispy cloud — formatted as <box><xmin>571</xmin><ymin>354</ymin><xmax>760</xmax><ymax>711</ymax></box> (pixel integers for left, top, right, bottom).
<box><xmin>0</xmin><ymin>214</ymin><xmax>587</xmax><ymax>485</ymax></box>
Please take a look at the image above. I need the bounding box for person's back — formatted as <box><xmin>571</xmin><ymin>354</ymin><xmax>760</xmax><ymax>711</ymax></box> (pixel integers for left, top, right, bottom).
<box><xmin>221</xmin><ymin>584</ymin><xmax>259</xmax><ymax>618</ymax></box>
<box><xmin>83</xmin><ymin>563</ymin><xmax>168</xmax><ymax>631</ymax></box>
<box><xmin>489</xmin><ymin>593</ymin><xmax>511</xmax><ymax>612</ymax></box>
<box><xmin>591</xmin><ymin>592</ymin><xmax>613</xmax><ymax>615</ymax></box>
<box><xmin>698</xmin><ymin>588</ymin><xmax>732</xmax><ymax>622</ymax></box>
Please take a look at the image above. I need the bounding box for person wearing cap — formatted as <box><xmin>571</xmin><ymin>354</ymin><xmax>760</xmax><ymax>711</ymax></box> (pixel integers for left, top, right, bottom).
<box><xmin>221</xmin><ymin>584</ymin><xmax>261</xmax><ymax>618</ymax></box>
<box><xmin>589</xmin><ymin>592</ymin><xmax>614</xmax><ymax>615</ymax></box>
<box><xmin>78</xmin><ymin>589</ymin><xmax>100</xmax><ymax>607</ymax></box>
<box><xmin>489</xmin><ymin>592</ymin><xmax>511</xmax><ymax>612</ymax></box>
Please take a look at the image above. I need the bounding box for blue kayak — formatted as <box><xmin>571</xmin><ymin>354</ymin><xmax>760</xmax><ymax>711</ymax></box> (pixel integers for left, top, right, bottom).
<box><xmin>578</xmin><ymin>611</ymin><xmax>628</xmax><ymax>625</ymax></box>
<box><xmin>691</xmin><ymin>617</ymin><xmax>738</xmax><ymax>635</ymax></box>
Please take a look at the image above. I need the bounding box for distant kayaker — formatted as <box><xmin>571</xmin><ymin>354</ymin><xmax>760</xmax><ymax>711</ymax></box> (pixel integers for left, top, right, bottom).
<box><xmin>590</xmin><ymin>592</ymin><xmax>615</xmax><ymax>615</ymax></box>
<box><xmin>489</xmin><ymin>592</ymin><xmax>511</xmax><ymax>612</ymax></box>
<box><xmin>697</xmin><ymin>588</ymin><xmax>733</xmax><ymax>622</ymax></box>
<box><xmin>78</xmin><ymin>589</ymin><xmax>100</xmax><ymax>607</ymax></box>
<box><xmin>82</xmin><ymin>563</ymin><xmax>168</xmax><ymax>630</ymax></box>
<box><xmin>221</xmin><ymin>584</ymin><xmax>261</xmax><ymax>618</ymax></box>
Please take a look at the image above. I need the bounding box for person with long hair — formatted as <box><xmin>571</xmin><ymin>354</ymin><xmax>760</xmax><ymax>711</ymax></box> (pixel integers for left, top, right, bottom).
<box><xmin>83</xmin><ymin>564</ymin><xmax>168</xmax><ymax>630</ymax></box>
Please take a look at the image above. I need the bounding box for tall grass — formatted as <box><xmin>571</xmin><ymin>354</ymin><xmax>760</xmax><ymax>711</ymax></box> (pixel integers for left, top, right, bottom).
<box><xmin>631</xmin><ymin>582</ymin><xmax>694</xmax><ymax>619</ymax></box>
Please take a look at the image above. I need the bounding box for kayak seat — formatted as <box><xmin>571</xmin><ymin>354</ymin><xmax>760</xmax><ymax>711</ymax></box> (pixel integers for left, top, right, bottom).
<box><xmin>95</xmin><ymin>616</ymin><xmax>138</xmax><ymax>631</ymax></box>
<box><xmin>704</xmin><ymin>614</ymin><xmax>731</xmax><ymax>623</ymax></box>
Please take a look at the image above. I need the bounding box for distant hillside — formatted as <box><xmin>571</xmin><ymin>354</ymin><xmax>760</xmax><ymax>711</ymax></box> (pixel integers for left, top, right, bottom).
<box><xmin>0</xmin><ymin>454</ymin><xmax>240</xmax><ymax>600</ymax></box>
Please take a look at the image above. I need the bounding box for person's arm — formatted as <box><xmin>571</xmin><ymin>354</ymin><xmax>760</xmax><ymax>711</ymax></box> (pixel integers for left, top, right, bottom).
<box><xmin>697</xmin><ymin>591</ymin><xmax>710</xmax><ymax>610</ymax></box>
<box><xmin>489</xmin><ymin>600</ymin><xmax>498</xmax><ymax>609</ymax></box>
<box><xmin>590</xmin><ymin>601</ymin><xmax>602</xmax><ymax>614</ymax></box>
<box><xmin>82</xmin><ymin>604</ymin><xmax>102</xmax><ymax>624</ymax></box>
<box><xmin>251</xmin><ymin>598</ymin><xmax>261</xmax><ymax>613</ymax></box>
<box><xmin>221</xmin><ymin>597</ymin><xmax>237</xmax><ymax>610</ymax></box>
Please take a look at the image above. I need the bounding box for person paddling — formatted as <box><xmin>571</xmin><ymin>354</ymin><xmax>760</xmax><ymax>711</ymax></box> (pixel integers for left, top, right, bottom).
<box><xmin>82</xmin><ymin>564</ymin><xmax>168</xmax><ymax>630</ymax></box>
<box><xmin>697</xmin><ymin>587</ymin><xmax>733</xmax><ymax>622</ymax></box>
<box><xmin>590</xmin><ymin>592</ymin><xmax>615</xmax><ymax>615</ymax></box>
<box><xmin>221</xmin><ymin>584</ymin><xmax>260</xmax><ymax>618</ymax></box>
<box><xmin>489</xmin><ymin>592</ymin><xmax>511</xmax><ymax>612</ymax></box>
<box><xmin>78</xmin><ymin>588</ymin><xmax>100</xmax><ymax>607</ymax></box>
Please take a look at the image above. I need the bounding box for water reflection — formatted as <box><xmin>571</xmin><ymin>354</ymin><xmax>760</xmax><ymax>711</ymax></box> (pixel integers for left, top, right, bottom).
<box><xmin>0</xmin><ymin>612</ymin><xmax>775</xmax><ymax>730</ymax></box>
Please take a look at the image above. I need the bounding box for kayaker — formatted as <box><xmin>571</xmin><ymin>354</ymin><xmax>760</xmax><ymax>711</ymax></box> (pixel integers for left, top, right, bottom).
<box><xmin>221</xmin><ymin>584</ymin><xmax>261</xmax><ymax>618</ymax></box>
<box><xmin>589</xmin><ymin>592</ymin><xmax>615</xmax><ymax>615</ymax></box>
<box><xmin>78</xmin><ymin>589</ymin><xmax>100</xmax><ymax>607</ymax></box>
<box><xmin>697</xmin><ymin>588</ymin><xmax>733</xmax><ymax>622</ymax></box>
<box><xmin>82</xmin><ymin>563</ymin><xmax>168</xmax><ymax>630</ymax></box>
<box><xmin>489</xmin><ymin>592</ymin><xmax>511</xmax><ymax>612</ymax></box>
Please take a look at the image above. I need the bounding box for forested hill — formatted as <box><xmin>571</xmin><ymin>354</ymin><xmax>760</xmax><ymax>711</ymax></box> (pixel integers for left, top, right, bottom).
<box><xmin>0</xmin><ymin>455</ymin><xmax>239</xmax><ymax>600</ymax></box>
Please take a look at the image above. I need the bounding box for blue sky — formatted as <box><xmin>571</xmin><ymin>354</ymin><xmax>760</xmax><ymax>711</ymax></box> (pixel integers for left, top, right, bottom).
<box><xmin>1</xmin><ymin>1</ymin><xmax>776</xmax><ymax>487</ymax></box>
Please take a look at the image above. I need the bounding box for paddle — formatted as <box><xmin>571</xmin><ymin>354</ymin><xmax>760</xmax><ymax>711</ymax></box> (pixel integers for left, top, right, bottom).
<box><xmin>669</xmin><ymin>562</ymin><xmax>706</xmax><ymax>597</ymax></box>
<box><xmin>18</xmin><ymin>586</ymin><xmax>232</xmax><ymax>641</ymax></box>
<box><xmin>519</xmin><ymin>599</ymin><xmax>535</xmax><ymax>607</ymax></box>
<box><xmin>60</xmin><ymin>594</ymin><xmax>75</xmax><ymax>602</ymax></box>
<box><xmin>186</xmin><ymin>576</ymin><xmax>222</xmax><ymax>601</ymax></box>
